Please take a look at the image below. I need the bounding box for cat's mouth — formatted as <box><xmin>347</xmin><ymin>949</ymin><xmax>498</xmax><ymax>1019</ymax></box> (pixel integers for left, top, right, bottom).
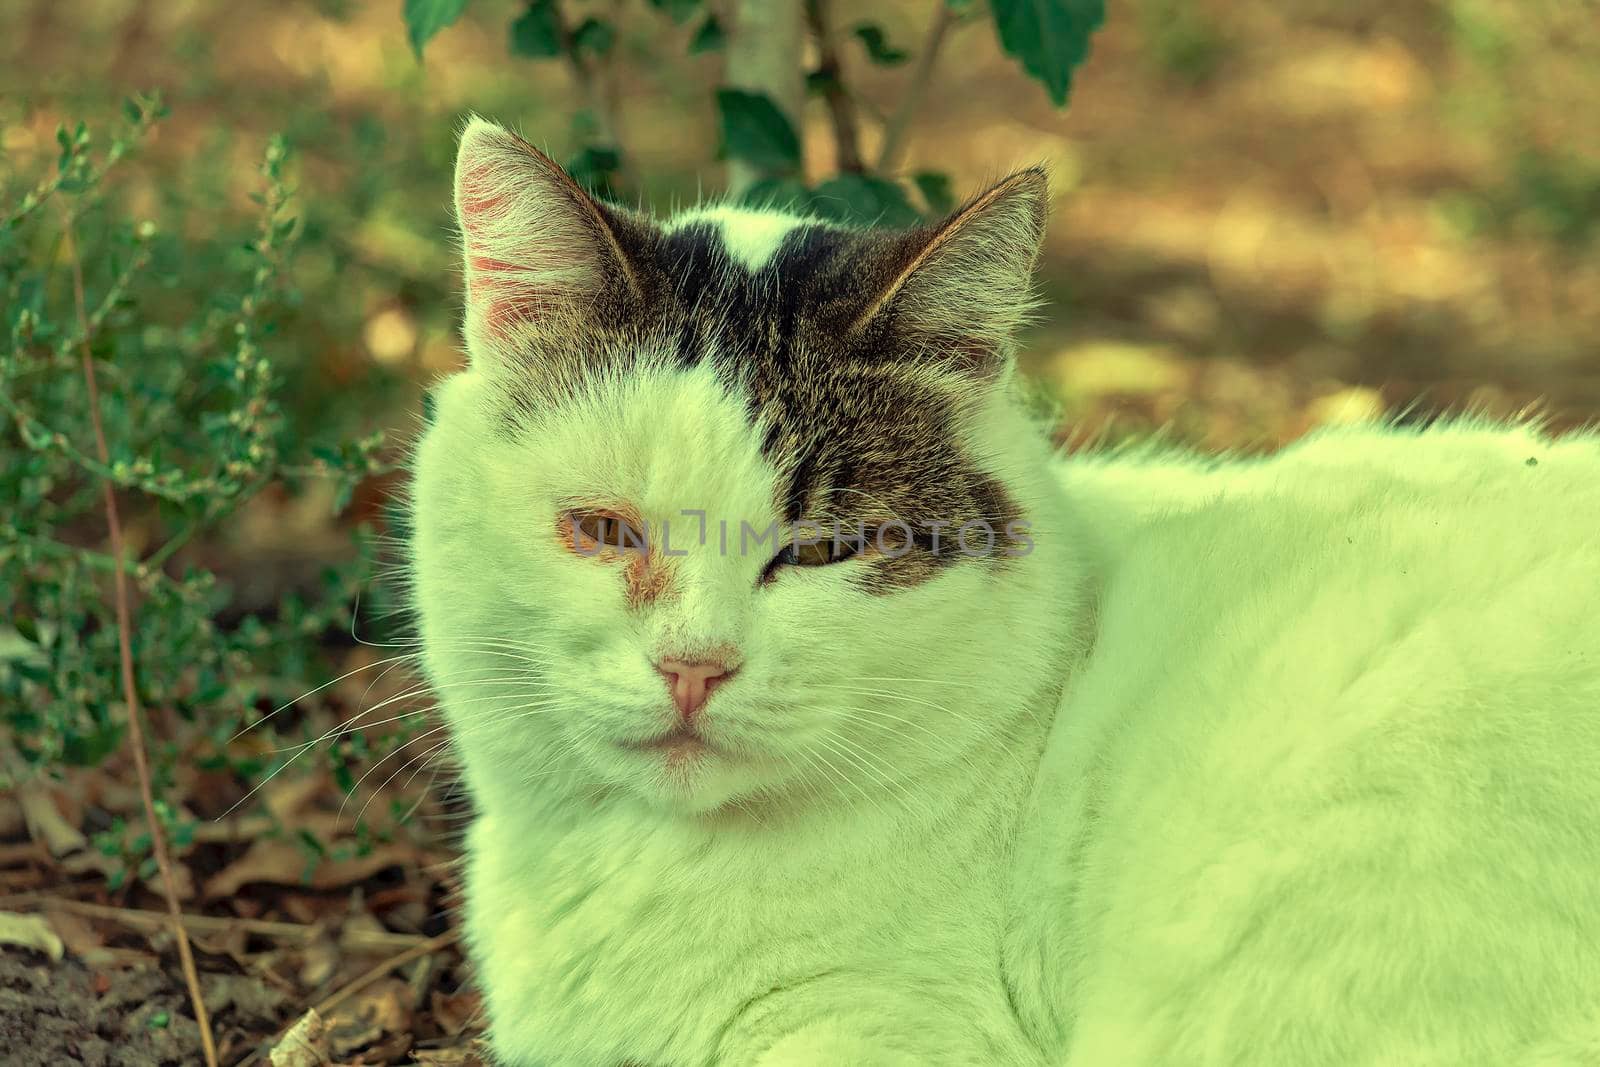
<box><xmin>620</xmin><ymin>725</ymin><xmax>715</xmax><ymax>760</ymax></box>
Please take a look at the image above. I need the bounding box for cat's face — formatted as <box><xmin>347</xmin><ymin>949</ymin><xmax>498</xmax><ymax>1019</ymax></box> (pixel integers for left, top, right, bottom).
<box><xmin>411</xmin><ymin>118</ymin><xmax>1069</xmax><ymax>816</ymax></box>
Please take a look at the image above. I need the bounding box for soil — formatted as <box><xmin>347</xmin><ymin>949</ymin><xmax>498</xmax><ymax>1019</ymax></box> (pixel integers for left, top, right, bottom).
<box><xmin>0</xmin><ymin>952</ymin><xmax>200</xmax><ymax>1067</ymax></box>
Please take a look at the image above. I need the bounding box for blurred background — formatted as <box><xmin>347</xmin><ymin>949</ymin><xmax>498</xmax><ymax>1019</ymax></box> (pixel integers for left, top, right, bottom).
<box><xmin>1</xmin><ymin>1</ymin><xmax>1597</xmax><ymax>1062</ymax></box>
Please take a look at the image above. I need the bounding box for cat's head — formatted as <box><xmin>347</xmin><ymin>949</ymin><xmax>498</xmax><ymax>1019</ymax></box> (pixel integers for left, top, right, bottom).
<box><xmin>411</xmin><ymin>117</ymin><xmax>1080</xmax><ymax>817</ymax></box>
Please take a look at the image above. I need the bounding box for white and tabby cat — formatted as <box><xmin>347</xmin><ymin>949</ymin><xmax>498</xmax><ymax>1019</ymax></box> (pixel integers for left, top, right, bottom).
<box><xmin>410</xmin><ymin>117</ymin><xmax>1600</xmax><ymax>1065</ymax></box>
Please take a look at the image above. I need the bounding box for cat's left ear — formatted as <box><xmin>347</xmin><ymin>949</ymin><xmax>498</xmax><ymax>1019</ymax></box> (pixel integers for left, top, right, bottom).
<box><xmin>852</xmin><ymin>169</ymin><xmax>1048</xmax><ymax>378</ymax></box>
<box><xmin>453</xmin><ymin>116</ymin><xmax>644</xmax><ymax>362</ymax></box>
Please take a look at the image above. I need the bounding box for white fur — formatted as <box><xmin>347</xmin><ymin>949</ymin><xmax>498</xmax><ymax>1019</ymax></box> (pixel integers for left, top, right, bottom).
<box><xmin>413</xmin><ymin>357</ymin><xmax>1600</xmax><ymax>1064</ymax></box>
<box><xmin>669</xmin><ymin>206</ymin><xmax>808</xmax><ymax>272</ymax></box>
<box><xmin>414</xmin><ymin>118</ymin><xmax>1600</xmax><ymax>1067</ymax></box>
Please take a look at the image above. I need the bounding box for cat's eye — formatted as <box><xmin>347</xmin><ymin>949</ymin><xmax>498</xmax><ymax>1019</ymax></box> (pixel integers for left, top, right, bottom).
<box><xmin>772</xmin><ymin>538</ymin><xmax>860</xmax><ymax>568</ymax></box>
<box><xmin>565</xmin><ymin>509</ymin><xmax>646</xmax><ymax>557</ymax></box>
<box><xmin>761</xmin><ymin>525</ymin><xmax>869</xmax><ymax>581</ymax></box>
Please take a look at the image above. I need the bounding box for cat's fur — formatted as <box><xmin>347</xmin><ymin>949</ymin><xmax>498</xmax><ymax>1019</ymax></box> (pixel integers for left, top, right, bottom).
<box><xmin>411</xmin><ymin>118</ymin><xmax>1600</xmax><ymax>1065</ymax></box>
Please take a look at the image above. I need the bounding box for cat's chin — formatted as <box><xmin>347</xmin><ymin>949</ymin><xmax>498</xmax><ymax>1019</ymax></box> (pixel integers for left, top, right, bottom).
<box><xmin>599</xmin><ymin>735</ymin><xmax>785</xmax><ymax>817</ymax></box>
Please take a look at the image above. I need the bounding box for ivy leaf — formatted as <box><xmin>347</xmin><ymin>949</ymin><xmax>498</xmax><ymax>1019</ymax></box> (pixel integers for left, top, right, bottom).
<box><xmin>404</xmin><ymin>0</ymin><xmax>469</xmax><ymax>58</ymax></box>
<box><xmin>810</xmin><ymin>175</ymin><xmax>921</xmax><ymax>228</ymax></box>
<box><xmin>509</xmin><ymin>0</ymin><xmax>561</xmax><ymax>58</ymax></box>
<box><xmin>689</xmin><ymin>15</ymin><xmax>725</xmax><ymax>55</ymax></box>
<box><xmin>647</xmin><ymin>0</ymin><xmax>700</xmax><ymax>24</ymax></box>
<box><xmin>913</xmin><ymin>170</ymin><xmax>956</xmax><ymax>215</ymax></box>
<box><xmin>852</xmin><ymin>23</ymin><xmax>909</xmax><ymax>65</ymax></box>
<box><xmin>716</xmin><ymin>89</ymin><xmax>801</xmax><ymax>173</ymax></box>
<box><xmin>742</xmin><ymin>177</ymin><xmax>812</xmax><ymax>213</ymax></box>
<box><xmin>573</xmin><ymin>17</ymin><xmax>615</xmax><ymax>57</ymax></box>
<box><xmin>988</xmin><ymin>0</ymin><xmax>1105</xmax><ymax>106</ymax></box>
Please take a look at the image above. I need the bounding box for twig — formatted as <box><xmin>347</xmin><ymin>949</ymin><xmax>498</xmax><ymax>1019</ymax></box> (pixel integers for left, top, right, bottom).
<box><xmin>65</xmin><ymin>215</ymin><xmax>220</xmax><ymax>1067</ymax></box>
<box><xmin>805</xmin><ymin>0</ymin><xmax>864</xmax><ymax>174</ymax></box>
<box><xmin>314</xmin><ymin>927</ymin><xmax>461</xmax><ymax>1017</ymax></box>
<box><xmin>875</xmin><ymin>3</ymin><xmax>958</xmax><ymax>174</ymax></box>
<box><xmin>0</xmin><ymin>896</ymin><xmax>434</xmax><ymax>954</ymax></box>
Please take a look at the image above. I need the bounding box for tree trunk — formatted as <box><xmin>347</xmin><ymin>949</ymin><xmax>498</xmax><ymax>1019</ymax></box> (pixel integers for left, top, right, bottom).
<box><xmin>723</xmin><ymin>0</ymin><xmax>807</xmax><ymax>196</ymax></box>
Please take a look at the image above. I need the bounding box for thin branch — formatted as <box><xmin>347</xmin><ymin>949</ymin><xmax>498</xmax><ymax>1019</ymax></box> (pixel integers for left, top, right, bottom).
<box><xmin>805</xmin><ymin>0</ymin><xmax>864</xmax><ymax>174</ymax></box>
<box><xmin>0</xmin><ymin>896</ymin><xmax>433</xmax><ymax>954</ymax></box>
<box><xmin>65</xmin><ymin>216</ymin><xmax>219</xmax><ymax>1067</ymax></box>
<box><xmin>875</xmin><ymin>3</ymin><xmax>958</xmax><ymax>174</ymax></box>
<box><xmin>314</xmin><ymin>928</ymin><xmax>461</xmax><ymax>1018</ymax></box>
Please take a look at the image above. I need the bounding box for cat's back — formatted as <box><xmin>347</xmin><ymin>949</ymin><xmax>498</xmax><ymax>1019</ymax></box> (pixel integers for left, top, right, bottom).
<box><xmin>1014</xmin><ymin>421</ymin><xmax>1600</xmax><ymax>1065</ymax></box>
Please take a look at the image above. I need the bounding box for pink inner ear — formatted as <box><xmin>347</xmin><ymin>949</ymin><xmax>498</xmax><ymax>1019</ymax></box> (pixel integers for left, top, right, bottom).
<box><xmin>458</xmin><ymin>162</ymin><xmax>583</xmax><ymax>335</ymax></box>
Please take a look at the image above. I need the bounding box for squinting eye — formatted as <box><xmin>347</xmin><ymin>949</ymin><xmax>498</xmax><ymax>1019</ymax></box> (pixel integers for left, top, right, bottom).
<box><xmin>565</xmin><ymin>509</ymin><xmax>645</xmax><ymax>556</ymax></box>
<box><xmin>764</xmin><ymin>529</ymin><xmax>863</xmax><ymax>579</ymax></box>
<box><xmin>787</xmin><ymin>539</ymin><xmax>858</xmax><ymax>566</ymax></box>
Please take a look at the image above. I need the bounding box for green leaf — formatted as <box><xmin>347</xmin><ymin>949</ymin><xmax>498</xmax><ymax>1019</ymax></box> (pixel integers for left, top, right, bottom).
<box><xmin>298</xmin><ymin>827</ymin><xmax>328</xmax><ymax>858</ymax></box>
<box><xmin>806</xmin><ymin>69</ymin><xmax>839</xmax><ymax>96</ymax></box>
<box><xmin>810</xmin><ymin>175</ymin><xmax>921</xmax><ymax>228</ymax></box>
<box><xmin>147</xmin><ymin>1011</ymin><xmax>170</xmax><ymax>1030</ymax></box>
<box><xmin>912</xmin><ymin>171</ymin><xmax>956</xmax><ymax>215</ymax></box>
<box><xmin>716</xmin><ymin>89</ymin><xmax>801</xmax><ymax>173</ymax></box>
<box><xmin>688</xmin><ymin>14</ymin><xmax>724</xmax><ymax>54</ymax></box>
<box><xmin>572</xmin><ymin>17</ymin><xmax>615</xmax><ymax>57</ymax></box>
<box><xmin>509</xmin><ymin>0</ymin><xmax>562</xmax><ymax>58</ymax></box>
<box><xmin>852</xmin><ymin>23</ymin><xmax>909</xmax><ymax>65</ymax></box>
<box><xmin>988</xmin><ymin>0</ymin><xmax>1104</xmax><ymax>106</ymax></box>
<box><xmin>404</xmin><ymin>0</ymin><xmax>469</xmax><ymax>57</ymax></box>
<box><xmin>647</xmin><ymin>0</ymin><xmax>700</xmax><ymax>24</ymax></box>
<box><xmin>566</xmin><ymin>145</ymin><xmax>623</xmax><ymax>196</ymax></box>
<box><xmin>742</xmin><ymin>177</ymin><xmax>812</xmax><ymax>213</ymax></box>
<box><xmin>61</xmin><ymin>721</ymin><xmax>125</xmax><ymax>766</ymax></box>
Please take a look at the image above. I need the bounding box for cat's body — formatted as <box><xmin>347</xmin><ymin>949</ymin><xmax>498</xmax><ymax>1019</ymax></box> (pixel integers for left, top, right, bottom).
<box><xmin>412</xmin><ymin>118</ymin><xmax>1600</xmax><ymax>1065</ymax></box>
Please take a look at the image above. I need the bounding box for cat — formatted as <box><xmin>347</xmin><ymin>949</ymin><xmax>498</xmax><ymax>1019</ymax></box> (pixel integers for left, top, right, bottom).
<box><xmin>409</xmin><ymin>116</ymin><xmax>1600</xmax><ymax>1066</ymax></box>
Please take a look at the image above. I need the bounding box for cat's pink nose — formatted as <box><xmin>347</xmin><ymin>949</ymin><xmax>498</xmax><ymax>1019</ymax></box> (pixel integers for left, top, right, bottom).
<box><xmin>656</xmin><ymin>658</ymin><xmax>735</xmax><ymax>721</ymax></box>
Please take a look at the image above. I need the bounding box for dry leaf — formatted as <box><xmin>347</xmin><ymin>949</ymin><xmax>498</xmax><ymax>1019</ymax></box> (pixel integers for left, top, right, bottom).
<box><xmin>41</xmin><ymin>907</ymin><xmax>103</xmax><ymax>960</ymax></box>
<box><xmin>410</xmin><ymin>1041</ymin><xmax>491</xmax><ymax>1065</ymax></box>
<box><xmin>0</xmin><ymin>793</ymin><xmax>25</xmax><ymax>838</ymax></box>
<box><xmin>326</xmin><ymin>976</ymin><xmax>412</xmax><ymax>1057</ymax></box>
<box><xmin>428</xmin><ymin>988</ymin><xmax>481</xmax><ymax>1037</ymax></box>
<box><xmin>299</xmin><ymin>938</ymin><xmax>340</xmax><ymax>989</ymax></box>
<box><xmin>269</xmin><ymin>1007</ymin><xmax>330</xmax><ymax>1067</ymax></box>
<box><xmin>203</xmin><ymin>840</ymin><xmax>423</xmax><ymax>897</ymax></box>
<box><xmin>0</xmin><ymin>910</ymin><xmax>65</xmax><ymax>961</ymax></box>
<box><xmin>17</xmin><ymin>782</ymin><xmax>86</xmax><ymax>857</ymax></box>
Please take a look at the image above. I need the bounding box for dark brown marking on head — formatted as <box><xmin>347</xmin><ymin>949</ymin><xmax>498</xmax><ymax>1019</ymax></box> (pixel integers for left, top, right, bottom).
<box><xmin>461</xmin><ymin>133</ymin><xmax>1045</xmax><ymax>592</ymax></box>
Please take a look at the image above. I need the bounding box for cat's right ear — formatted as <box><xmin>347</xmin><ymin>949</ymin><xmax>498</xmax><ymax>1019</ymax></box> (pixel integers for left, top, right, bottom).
<box><xmin>453</xmin><ymin>117</ymin><xmax>643</xmax><ymax>362</ymax></box>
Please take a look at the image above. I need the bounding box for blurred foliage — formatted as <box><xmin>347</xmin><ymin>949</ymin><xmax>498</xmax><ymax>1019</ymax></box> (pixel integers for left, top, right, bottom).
<box><xmin>417</xmin><ymin>0</ymin><xmax>1104</xmax><ymax>222</ymax></box>
<box><xmin>0</xmin><ymin>97</ymin><xmax>397</xmax><ymax>843</ymax></box>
